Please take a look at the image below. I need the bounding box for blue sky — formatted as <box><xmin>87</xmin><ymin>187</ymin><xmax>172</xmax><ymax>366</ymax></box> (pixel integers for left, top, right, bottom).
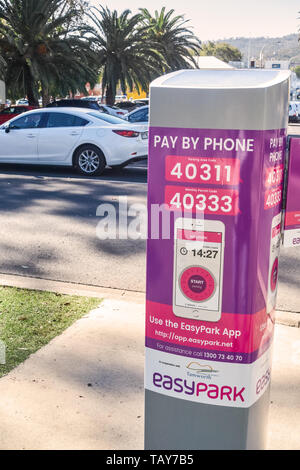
<box><xmin>89</xmin><ymin>0</ymin><xmax>300</xmax><ymax>40</ymax></box>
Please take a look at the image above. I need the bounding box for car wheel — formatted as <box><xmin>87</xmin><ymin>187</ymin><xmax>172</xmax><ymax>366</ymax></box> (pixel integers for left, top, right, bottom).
<box><xmin>74</xmin><ymin>145</ymin><xmax>106</xmax><ymax>176</ymax></box>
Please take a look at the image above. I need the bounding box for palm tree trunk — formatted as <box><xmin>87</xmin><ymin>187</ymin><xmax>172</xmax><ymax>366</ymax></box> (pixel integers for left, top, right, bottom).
<box><xmin>24</xmin><ymin>65</ymin><xmax>38</xmax><ymax>106</ymax></box>
<box><xmin>106</xmin><ymin>84</ymin><xmax>115</xmax><ymax>105</ymax></box>
<box><xmin>41</xmin><ymin>83</ymin><xmax>50</xmax><ymax>107</ymax></box>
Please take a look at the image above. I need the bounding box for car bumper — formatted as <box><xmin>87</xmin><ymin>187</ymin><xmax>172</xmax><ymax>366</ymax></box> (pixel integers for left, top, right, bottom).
<box><xmin>110</xmin><ymin>155</ymin><xmax>148</xmax><ymax>168</ymax></box>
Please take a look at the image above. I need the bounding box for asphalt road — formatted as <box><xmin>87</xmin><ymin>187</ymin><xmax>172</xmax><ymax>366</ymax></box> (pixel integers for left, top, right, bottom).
<box><xmin>0</xmin><ymin>141</ymin><xmax>299</xmax><ymax>313</ymax></box>
<box><xmin>0</xmin><ymin>161</ymin><xmax>148</xmax><ymax>292</ymax></box>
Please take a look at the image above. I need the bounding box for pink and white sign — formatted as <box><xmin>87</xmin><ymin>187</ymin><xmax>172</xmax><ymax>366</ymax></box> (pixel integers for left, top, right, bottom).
<box><xmin>146</xmin><ymin>127</ymin><xmax>286</xmax><ymax>408</ymax></box>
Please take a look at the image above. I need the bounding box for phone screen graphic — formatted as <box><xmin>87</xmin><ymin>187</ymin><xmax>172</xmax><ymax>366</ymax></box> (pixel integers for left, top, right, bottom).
<box><xmin>173</xmin><ymin>219</ymin><xmax>225</xmax><ymax>322</ymax></box>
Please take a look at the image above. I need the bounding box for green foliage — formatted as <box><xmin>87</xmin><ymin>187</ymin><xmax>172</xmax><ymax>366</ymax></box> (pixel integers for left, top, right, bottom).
<box><xmin>88</xmin><ymin>6</ymin><xmax>201</xmax><ymax>105</ymax></box>
<box><xmin>293</xmin><ymin>65</ymin><xmax>300</xmax><ymax>78</ymax></box>
<box><xmin>87</xmin><ymin>6</ymin><xmax>163</xmax><ymax>105</ymax></box>
<box><xmin>0</xmin><ymin>0</ymin><xmax>98</xmax><ymax>104</ymax></box>
<box><xmin>201</xmin><ymin>41</ymin><xmax>242</xmax><ymax>63</ymax></box>
<box><xmin>0</xmin><ymin>2</ymin><xmax>201</xmax><ymax>105</ymax></box>
<box><xmin>139</xmin><ymin>7</ymin><xmax>201</xmax><ymax>73</ymax></box>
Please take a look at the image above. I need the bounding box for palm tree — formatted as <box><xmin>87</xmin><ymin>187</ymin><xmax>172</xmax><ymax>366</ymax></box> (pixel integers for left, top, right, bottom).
<box><xmin>0</xmin><ymin>0</ymin><xmax>98</xmax><ymax>105</ymax></box>
<box><xmin>139</xmin><ymin>7</ymin><xmax>201</xmax><ymax>73</ymax></box>
<box><xmin>88</xmin><ymin>6</ymin><xmax>162</xmax><ymax>105</ymax></box>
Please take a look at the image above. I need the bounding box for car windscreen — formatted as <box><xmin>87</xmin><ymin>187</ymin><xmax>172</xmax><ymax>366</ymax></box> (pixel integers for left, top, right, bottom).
<box><xmin>88</xmin><ymin>112</ymin><xmax>126</xmax><ymax>124</ymax></box>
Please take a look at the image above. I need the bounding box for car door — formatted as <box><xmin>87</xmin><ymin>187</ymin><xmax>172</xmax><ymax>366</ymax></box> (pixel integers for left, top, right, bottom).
<box><xmin>0</xmin><ymin>112</ymin><xmax>44</xmax><ymax>162</ymax></box>
<box><xmin>38</xmin><ymin>112</ymin><xmax>89</xmax><ymax>163</ymax></box>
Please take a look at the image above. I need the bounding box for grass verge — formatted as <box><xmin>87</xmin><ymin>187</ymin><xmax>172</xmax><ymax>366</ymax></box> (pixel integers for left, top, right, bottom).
<box><xmin>0</xmin><ymin>285</ymin><xmax>101</xmax><ymax>378</ymax></box>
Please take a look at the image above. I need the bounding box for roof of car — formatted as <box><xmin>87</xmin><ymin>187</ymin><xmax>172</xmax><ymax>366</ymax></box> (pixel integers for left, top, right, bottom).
<box><xmin>127</xmin><ymin>105</ymin><xmax>149</xmax><ymax>115</ymax></box>
<box><xmin>46</xmin><ymin>99</ymin><xmax>100</xmax><ymax>108</ymax></box>
<box><xmin>25</xmin><ymin>107</ymin><xmax>95</xmax><ymax>114</ymax></box>
<box><xmin>5</xmin><ymin>105</ymin><xmax>37</xmax><ymax>109</ymax></box>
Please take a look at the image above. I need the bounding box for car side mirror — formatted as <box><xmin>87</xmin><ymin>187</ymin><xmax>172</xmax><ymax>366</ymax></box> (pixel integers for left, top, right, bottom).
<box><xmin>5</xmin><ymin>125</ymin><xmax>10</xmax><ymax>133</ymax></box>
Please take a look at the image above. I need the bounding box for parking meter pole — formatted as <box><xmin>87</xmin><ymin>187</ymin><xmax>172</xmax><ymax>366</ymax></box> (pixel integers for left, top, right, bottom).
<box><xmin>145</xmin><ymin>69</ymin><xmax>290</xmax><ymax>450</ymax></box>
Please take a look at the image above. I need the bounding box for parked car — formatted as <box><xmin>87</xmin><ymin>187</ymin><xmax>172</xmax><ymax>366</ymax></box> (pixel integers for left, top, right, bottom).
<box><xmin>47</xmin><ymin>98</ymin><xmax>127</xmax><ymax>117</ymax></box>
<box><xmin>123</xmin><ymin>105</ymin><xmax>149</xmax><ymax>125</ymax></box>
<box><xmin>81</xmin><ymin>96</ymin><xmax>99</xmax><ymax>101</ymax></box>
<box><xmin>114</xmin><ymin>101</ymin><xmax>138</xmax><ymax>112</ymax></box>
<box><xmin>0</xmin><ymin>105</ymin><xmax>38</xmax><ymax>125</ymax></box>
<box><xmin>289</xmin><ymin>102</ymin><xmax>300</xmax><ymax>123</ymax></box>
<box><xmin>16</xmin><ymin>98</ymin><xmax>29</xmax><ymax>105</ymax></box>
<box><xmin>115</xmin><ymin>95</ymin><xmax>127</xmax><ymax>102</ymax></box>
<box><xmin>133</xmin><ymin>98</ymin><xmax>149</xmax><ymax>106</ymax></box>
<box><xmin>98</xmin><ymin>104</ymin><xmax>127</xmax><ymax>117</ymax></box>
<box><xmin>0</xmin><ymin>107</ymin><xmax>148</xmax><ymax>176</ymax></box>
<box><xmin>46</xmin><ymin>98</ymin><xmax>100</xmax><ymax>110</ymax></box>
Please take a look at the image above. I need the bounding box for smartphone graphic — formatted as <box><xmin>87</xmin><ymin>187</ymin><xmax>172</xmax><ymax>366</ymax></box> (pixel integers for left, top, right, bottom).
<box><xmin>267</xmin><ymin>213</ymin><xmax>282</xmax><ymax>314</ymax></box>
<box><xmin>173</xmin><ymin>217</ymin><xmax>225</xmax><ymax>322</ymax></box>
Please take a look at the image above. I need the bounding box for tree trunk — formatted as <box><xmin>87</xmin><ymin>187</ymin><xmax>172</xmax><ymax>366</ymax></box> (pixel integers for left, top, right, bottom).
<box><xmin>24</xmin><ymin>65</ymin><xmax>38</xmax><ymax>106</ymax></box>
<box><xmin>106</xmin><ymin>84</ymin><xmax>115</xmax><ymax>106</ymax></box>
<box><xmin>41</xmin><ymin>84</ymin><xmax>50</xmax><ymax>107</ymax></box>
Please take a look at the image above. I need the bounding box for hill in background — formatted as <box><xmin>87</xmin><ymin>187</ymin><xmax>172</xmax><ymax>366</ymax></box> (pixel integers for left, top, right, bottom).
<box><xmin>216</xmin><ymin>34</ymin><xmax>300</xmax><ymax>64</ymax></box>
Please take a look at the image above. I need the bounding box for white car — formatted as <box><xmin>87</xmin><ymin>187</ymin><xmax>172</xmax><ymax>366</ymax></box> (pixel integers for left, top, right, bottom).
<box><xmin>0</xmin><ymin>107</ymin><xmax>148</xmax><ymax>176</ymax></box>
<box><xmin>124</xmin><ymin>105</ymin><xmax>149</xmax><ymax>125</ymax></box>
<box><xmin>16</xmin><ymin>98</ymin><xmax>29</xmax><ymax>105</ymax></box>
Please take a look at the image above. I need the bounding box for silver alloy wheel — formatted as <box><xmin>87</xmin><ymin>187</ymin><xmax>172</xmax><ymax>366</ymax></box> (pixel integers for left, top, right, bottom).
<box><xmin>78</xmin><ymin>149</ymin><xmax>100</xmax><ymax>174</ymax></box>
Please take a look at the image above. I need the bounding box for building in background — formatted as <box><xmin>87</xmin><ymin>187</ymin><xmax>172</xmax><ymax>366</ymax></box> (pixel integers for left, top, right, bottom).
<box><xmin>195</xmin><ymin>56</ymin><xmax>234</xmax><ymax>69</ymax></box>
<box><xmin>264</xmin><ymin>60</ymin><xmax>290</xmax><ymax>70</ymax></box>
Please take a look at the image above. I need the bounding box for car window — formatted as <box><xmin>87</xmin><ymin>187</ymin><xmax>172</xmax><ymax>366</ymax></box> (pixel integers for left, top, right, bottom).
<box><xmin>15</xmin><ymin>107</ymin><xmax>27</xmax><ymax>114</ymax></box>
<box><xmin>54</xmin><ymin>101</ymin><xmax>70</xmax><ymax>107</ymax></box>
<box><xmin>46</xmin><ymin>112</ymin><xmax>89</xmax><ymax>128</ymax></box>
<box><xmin>73</xmin><ymin>116</ymin><xmax>89</xmax><ymax>126</ymax></box>
<box><xmin>98</xmin><ymin>106</ymin><xmax>109</xmax><ymax>114</ymax></box>
<box><xmin>88</xmin><ymin>102</ymin><xmax>100</xmax><ymax>110</ymax></box>
<box><xmin>87</xmin><ymin>111</ymin><xmax>126</xmax><ymax>124</ymax></box>
<box><xmin>71</xmin><ymin>101</ymin><xmax>85</xmax><ymax>107</ymax></box>
<box><xmin>128</xmin><ymin>109</ymin><xmax>148</xmax><ymax>122</ymax></box>
<box><xmin>10</xmin><ymin>112</ymin><xmax>43</xmax><ymax>129</ymax></box>
<box><xmin>1</xmin><ymin>107</ymin><xmax>17</xmax><ymax>114</ymax></box>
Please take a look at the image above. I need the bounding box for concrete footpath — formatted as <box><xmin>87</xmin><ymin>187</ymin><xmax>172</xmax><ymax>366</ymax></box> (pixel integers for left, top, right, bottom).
<box><xmin>0</xmin><ymin>286</ymin><xmax>299</xmax><ymax>450</ymax></box>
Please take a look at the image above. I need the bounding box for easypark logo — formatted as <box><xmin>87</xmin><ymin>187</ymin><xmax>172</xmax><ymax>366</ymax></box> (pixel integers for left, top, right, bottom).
<box><xmin>153</xmin><ymin>373</ymin><xmax>245</xmax><ymax>403</ymax></box>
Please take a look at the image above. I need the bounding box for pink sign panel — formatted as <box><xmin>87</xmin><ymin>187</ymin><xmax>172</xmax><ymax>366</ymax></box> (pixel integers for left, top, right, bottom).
<box><xmin>284</xmin><ymin>137</ymin><xmax>300</xmax><ymax>247</ymax></box>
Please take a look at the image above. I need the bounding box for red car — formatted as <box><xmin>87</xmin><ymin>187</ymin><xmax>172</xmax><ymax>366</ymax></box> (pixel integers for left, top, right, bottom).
<box><xmin>0</xmin><ymin>105</ymin><xmax>38</xmax><ymax>125</ymax></box>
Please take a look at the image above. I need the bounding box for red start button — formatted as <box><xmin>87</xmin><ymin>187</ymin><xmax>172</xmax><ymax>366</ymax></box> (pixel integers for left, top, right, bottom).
<box><xmin>180</xmin><ymin>267</ymin><xmax>215</xmax><ymax>302</ymax></box>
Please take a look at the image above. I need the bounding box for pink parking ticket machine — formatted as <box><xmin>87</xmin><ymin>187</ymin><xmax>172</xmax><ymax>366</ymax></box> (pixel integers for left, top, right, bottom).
<box><xmin>145</xmin><ymin>69</ymin><xmax>290</xmax><ymax>450</ymax></box>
